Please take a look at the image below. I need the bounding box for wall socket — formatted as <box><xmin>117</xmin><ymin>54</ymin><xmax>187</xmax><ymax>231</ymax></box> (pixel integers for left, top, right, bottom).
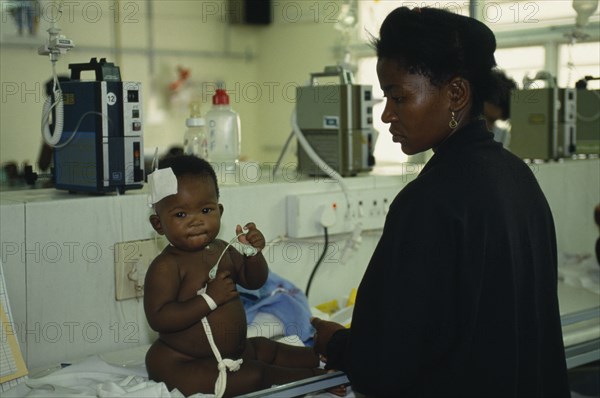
<box><xmin>286</xmin><ymin>187</ymin><xmax>399</xmax><ymax>238</ymax></box>
<box><xmin>114</xmin><ymin>238</ymin><xmax>162</xmax><ymax>301</ymax></box>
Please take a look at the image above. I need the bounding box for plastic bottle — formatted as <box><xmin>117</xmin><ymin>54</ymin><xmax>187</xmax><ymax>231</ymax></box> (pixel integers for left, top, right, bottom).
<box><xmin>205</xmin><ymin>88</ymin><xmax>240</xmax><ymax>183</ymax></box>
<box><xmin>183</xmin><ymin>101</ymin><xmax>208</xmax><ymax>159</ymax></box>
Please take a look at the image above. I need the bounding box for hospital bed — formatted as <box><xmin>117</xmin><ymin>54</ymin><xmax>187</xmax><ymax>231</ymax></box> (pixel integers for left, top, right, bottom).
<box><xmin>2</xmin><ymin>343</ymin><xmax>350</xmax><ymax>398</ymax></box>
<box><xmin>2</xmin><ymin>310</ymin><xmax>351</xmax><ymax>398</ymax></box>
<box><xmin>3</xmin><ymin>282</ymin><xmax>597</xmax><ymax>398</ymax></box>
<box><xmin>558</xmin><ymin>281</ymin><xmax>600</xmax><ymax>369</ymax></box>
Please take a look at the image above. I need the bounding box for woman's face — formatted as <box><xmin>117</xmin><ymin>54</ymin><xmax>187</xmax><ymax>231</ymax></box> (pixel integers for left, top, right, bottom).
<box><xmin>377</xmin><ymin>58</ymin><xmax>454</xmax><ymax>155</ymax></box>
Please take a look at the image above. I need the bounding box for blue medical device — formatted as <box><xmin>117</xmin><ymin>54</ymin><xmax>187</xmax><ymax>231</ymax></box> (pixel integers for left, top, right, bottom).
<box><xmin>53</xmin><ymin>58</ymin><xmax>144</xmax><ymax>194</ymax></box>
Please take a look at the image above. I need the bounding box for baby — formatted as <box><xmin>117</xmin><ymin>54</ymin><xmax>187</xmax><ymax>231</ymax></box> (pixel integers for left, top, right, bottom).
<box><xmin>143</xmin><ymin>155</ymin><xmax>340</xmax><ymax>397</ymax></box>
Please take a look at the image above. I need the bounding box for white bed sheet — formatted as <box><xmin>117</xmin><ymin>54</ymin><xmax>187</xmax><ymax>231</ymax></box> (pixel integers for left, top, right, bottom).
<box><xmin>559</xmin><ymin>281</ymin><xmax>600</xmax><ymax>348</ymax></box>
<box><xmin>4</xmin><ymin>341</ymin><xmax>350</xmax><ymax>398</ymax></box>
<box><xmin>3</xmin><ymin>353</ymin><xmax>192</xmax><ymax>398</ymax></box>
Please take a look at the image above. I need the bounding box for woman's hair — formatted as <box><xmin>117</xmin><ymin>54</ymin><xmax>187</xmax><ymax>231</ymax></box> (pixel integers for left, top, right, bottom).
<box><xmin>159</xmin><ymin>155</ymin><xmax>220</xmax><ymax>198</ymax></box>
<box><xmin>374</xmin><ymin>7</ymin><xmax>497</xmax><ymax>116</ymax></box>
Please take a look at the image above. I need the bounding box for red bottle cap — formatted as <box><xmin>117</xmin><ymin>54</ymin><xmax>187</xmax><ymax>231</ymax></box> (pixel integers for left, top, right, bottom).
<box><xmin>213</xmin><ymin>89</ymin><xmax>229</xmax><ymax>105</ymax></box>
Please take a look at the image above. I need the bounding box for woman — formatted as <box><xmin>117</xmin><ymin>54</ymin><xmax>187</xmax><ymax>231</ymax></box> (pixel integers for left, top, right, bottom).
<box><xmin>312</xmin><ymin>7</ymin><xmax>570</xmax><ymax>397</ymax></box>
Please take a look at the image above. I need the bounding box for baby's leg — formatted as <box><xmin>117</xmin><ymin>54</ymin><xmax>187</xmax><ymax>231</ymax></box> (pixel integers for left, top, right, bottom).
<box><xmin>147</xmin><ymin>339</ymin><xmax>324</xmax><ymax>397</ymax></box>
<box><xmin>246</xmin><ymin>336</ymin><xmax>320</xmax><ymax>368</ymax></box>
<box><xmin>146</xmin><ymin>340</ymin><xmax>220</xmax><ymax>396</ymax></box>
<box><xmin>226</xmin><ymin>359</ymin><xmax>324</xmax><ymax>396</ymax></box>
<box><xmin>244</xmin><ymin>338</ymin><xmax>348</xmax><ymax>396</ymax></box>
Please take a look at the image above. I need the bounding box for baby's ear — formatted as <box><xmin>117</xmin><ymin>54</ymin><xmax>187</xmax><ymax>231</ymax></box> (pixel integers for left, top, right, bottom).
<box><xmin>219</xmin><ymin>204</ymin><xmax>224</xmax><ymax>217</ymax></box>
<box><xmin>149</xmin><ymin>214</ymin><xmax>164</xmax><ymax>235</ymax></box>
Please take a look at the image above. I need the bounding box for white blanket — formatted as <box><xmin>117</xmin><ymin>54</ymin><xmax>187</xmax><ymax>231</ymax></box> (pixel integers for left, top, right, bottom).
<box><xmin>12</xmin><ymin>355</ymin><xmax>212</xmax><ymax>398</ymax></box>
<box><xmin>7</xmin><ymin>349</ymin><xmax>350</xmax><ymax>398</ymax></box>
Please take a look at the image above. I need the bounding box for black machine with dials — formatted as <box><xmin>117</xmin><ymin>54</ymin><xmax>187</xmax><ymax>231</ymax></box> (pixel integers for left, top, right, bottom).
<box><xmin>52</xmin><ymin>58</ymin><xmax>144</xmax><ymax>193</ymax></box>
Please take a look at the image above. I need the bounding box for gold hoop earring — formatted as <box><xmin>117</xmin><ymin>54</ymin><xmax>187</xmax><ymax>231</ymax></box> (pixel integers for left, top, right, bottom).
<box><xmin>449</xmin><ymin>111</ymin><xmax>458</xmax><ymax>129</ymax></box>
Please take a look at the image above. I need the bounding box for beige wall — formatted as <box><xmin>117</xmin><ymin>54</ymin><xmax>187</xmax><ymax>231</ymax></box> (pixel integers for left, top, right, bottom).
<box><xmin>0</xmin><ymin>0</ymin><xmax>344</xmax><ymax>169</ymax></box>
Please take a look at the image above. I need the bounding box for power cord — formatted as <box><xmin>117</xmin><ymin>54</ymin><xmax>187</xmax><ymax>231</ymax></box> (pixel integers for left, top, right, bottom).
<box><xmin>208</xmin><ymin>232</ymin><xmax>258</xmax><ymax>280</ymax></box>
<box><xmin>305</xmin><ymin>226</ymin><xmax>329</xmax><ymax>298</ymax></box>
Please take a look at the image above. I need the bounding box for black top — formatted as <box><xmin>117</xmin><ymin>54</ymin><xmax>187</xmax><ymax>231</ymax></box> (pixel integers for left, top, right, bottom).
<box><xmin>326</xmin><ymin>120</ymin><xmax>570</xmax><ymax>397</ymax></box>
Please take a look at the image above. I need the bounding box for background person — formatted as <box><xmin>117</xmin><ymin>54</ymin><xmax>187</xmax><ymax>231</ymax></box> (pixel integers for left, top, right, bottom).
<box><xmin>484</xmin><ymin>69</ymin><xmax>518</xmax><ymax>148</ymax></box>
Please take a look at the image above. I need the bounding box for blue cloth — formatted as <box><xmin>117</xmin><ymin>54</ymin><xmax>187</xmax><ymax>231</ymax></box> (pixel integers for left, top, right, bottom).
<box><xmin>238</xmin><ymin>271</ymin><xmax>314</xmax><ymax>344</ymax></box>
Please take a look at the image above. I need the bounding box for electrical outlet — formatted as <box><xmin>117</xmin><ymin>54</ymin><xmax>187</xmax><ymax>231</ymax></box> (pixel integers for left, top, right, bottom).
<box><xmin>286</xmin><ymin>187</ymin><xmax>399</xmax><ymax>238</ymax></box>
<box><xmin>114</xmin><ymin>239</ymin><xmax>162</xmax><ymax>300</ymax></box>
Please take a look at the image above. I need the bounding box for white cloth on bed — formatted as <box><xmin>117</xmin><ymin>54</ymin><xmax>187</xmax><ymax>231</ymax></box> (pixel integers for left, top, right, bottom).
<box><xmin>16</xmin><ymin>355</ymin><xmax>213</xmax><ymax>398</ymax></box>
<box><xmin>8</xmin><ymin>346</ymin><xmax>349</xmax><ymax>398</ymax></box>
<box><xmin>558</xmin><ymin>252</ymin><xmax>600</xmax><ymax>294</ymax></box>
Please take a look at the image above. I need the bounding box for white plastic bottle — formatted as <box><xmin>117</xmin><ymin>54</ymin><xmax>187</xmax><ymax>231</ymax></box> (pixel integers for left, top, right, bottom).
<box><xmin>183</xmin><ymin>101</ymin><xmax>208</xmax><ymax>159</ymax></box>
<box><xmin>205</xmin><ymin>88</ymin><xmax>240</xmax><ymax>183</ymax></box>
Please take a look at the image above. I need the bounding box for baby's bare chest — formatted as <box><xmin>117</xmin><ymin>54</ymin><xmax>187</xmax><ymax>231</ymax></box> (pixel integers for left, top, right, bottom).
<box><xmin>177</xmin><ymin>268</ymin><xmax>209</xmax><ymax>300</ymax></box>
<box><xmin>176</xmin><ymin>247</ymin><xmax>234</xmax><ymax>299</ymax></box>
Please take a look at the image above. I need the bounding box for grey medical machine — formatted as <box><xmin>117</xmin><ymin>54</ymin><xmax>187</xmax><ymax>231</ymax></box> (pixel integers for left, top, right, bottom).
<box><xmin>509</xmin><ymin>87</ymin><xmax>577</xmax><ymax>161</ymax></box>
<box><xmin>296</xmin><ymin>66</ymin><xmax>376</xmax><ymax>176</ymax></box>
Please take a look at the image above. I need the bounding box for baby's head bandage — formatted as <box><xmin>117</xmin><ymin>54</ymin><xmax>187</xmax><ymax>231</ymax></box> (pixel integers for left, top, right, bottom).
<box><xmin>147</xmin><ymin>167</ymin><xmax>178</xmax><ymax>207</ymax></box>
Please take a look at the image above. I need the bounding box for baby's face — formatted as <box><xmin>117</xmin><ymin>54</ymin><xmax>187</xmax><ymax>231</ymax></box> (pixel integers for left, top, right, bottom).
<box><xmin>153</xmin><ymin>174</ymin><xmax>221</xmax><ymax>252</ymax></box>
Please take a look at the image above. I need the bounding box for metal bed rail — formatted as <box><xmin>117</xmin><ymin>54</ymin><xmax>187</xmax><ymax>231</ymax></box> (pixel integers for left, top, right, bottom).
<box><xmin>561</xmin><ymin>306</ymin><xmax>600</xmax><ymax>369</ymax></box>
<box><xmin>236</xmin><ymin>371</ymin><xmax>350</xmax><ymax>398</ymax></box>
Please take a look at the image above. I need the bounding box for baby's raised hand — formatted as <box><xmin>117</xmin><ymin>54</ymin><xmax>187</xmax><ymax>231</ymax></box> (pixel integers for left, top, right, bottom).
<box><xmin>206</xmin><ymin>270</ymin><xmax>239</xmax><ymax>306</ymax></box>
<box><xmin>236</xmin><ymin>222</ymin><xmax>265</xmax><ymax>252</ymax></box>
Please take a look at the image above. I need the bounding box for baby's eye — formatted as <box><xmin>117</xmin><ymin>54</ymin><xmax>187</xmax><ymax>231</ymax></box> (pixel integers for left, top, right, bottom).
<box><xmin>175</xmin><ymin>212</ymin><xmax>186</xmax><ymax>218</ymax></box>
<box><xmin>202</xmin><ymin>208</ymin><xmax>212</xmax><ymax>214</ymax></box>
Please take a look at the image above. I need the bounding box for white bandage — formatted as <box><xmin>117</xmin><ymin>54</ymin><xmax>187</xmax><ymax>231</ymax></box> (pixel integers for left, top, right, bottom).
<box><xmin>198</xmin><ymin>291</ymin><xmax>217</xmax><ymax>311</ymax></box>
<box><xmin>242</xmin><ymin>245</ymin><xmax>258</xmax><ymax>256</ymax></box>
<box><xmin>147</xmin><ymin>167</ymin><xmax>178</xmax><ymax>207</ymax></box>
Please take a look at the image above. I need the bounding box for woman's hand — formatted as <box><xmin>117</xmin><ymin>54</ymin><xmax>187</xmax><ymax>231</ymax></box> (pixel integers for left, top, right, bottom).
<box><xmin>311</xmin><ymin>317</ymin><xmax>345</xmax><ymax>357</ymax></box>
